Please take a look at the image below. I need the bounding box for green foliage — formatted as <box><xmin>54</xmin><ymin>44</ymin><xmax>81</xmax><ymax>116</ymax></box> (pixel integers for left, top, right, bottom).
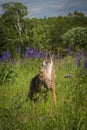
<box><xmin>0</xmin><ymin>2</ymin><xmax>28</xmax><ymax>56</ymax></box>
<box><xmin>0</xmin><ymin>2</ymin><xmax>87</xmax><ymax>55</ymax></box>
<box><xmin>62</xmin><ymin>27</ymin><xmax>87</xmax><ymax>51</ymax></box>
<box><xmin>32</xmin><ymin>23</ymin><xmax>51</xmax><ymax>49</ymax></box>
<box><xmin>50</xmin><ymin>16</ymin><xmax>71</xmax><ymax>52</ymax></box>
<box><xmin>0</xmin><ymin>62</ymin><xmax>17</xmax><ymax>85</ymax></box>
<box><xmin>0</xmin><ymin>57</ymin><xmax>87</xmax><ymax>130</ymax></box>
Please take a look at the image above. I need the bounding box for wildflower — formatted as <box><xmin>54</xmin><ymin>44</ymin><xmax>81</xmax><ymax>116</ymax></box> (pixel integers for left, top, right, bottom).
<box><xmin>74</xmin><ymin>50</ymin><xmax>85</xmax><ymax>67</ymax></box>
<box><xmin>24</xmin><ymin>47</ymin><xmax>46</xmax><ymax>59</ymax></box>
<box><xmin>1</xmin><ymin>49</ymin><xmax>10</xmax><ymax>62</ymax></box>
<box><xmin>17</xmin><ymin>47</ymin><xmax>21</xmax><ymax>54</ymax></box>
<box><xmin>84</xmin><ymin>58</ymin><xmax>87</xmax><ymax>69</ymax></box>
<box><xmin>25</xmin><ymin>47</ymin><xmax>32</xmax><ymax>59</ymax></box>
<box><xmin>77</xmin><ymin>58</ymin><xmax>81</xmax><ymax>67</ymax></box>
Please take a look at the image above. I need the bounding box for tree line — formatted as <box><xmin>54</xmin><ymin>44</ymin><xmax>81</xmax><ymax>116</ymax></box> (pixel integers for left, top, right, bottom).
<box><xmin>0</xmin><ymin>2</ymin><xmax>87</xmax><ymax>57</ymax></box>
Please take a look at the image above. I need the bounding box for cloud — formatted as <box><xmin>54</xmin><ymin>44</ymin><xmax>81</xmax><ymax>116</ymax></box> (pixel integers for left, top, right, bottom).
<box><xmin>0</xmin><ymin>0</ymin><xmax>19</xmax><ymax>3</ymax></box>
<box><xmin>31</xmin><ymin>7</ymin><xmax>41</xmax><ymax>13</ymax></box>
<box><xmin>0</xmin><ymin>0</ymin><xmax>87</xmax><ymax>17</ymax></box>
<box><xmin>27</xmin><ymin>0</ymin><xmax>67</xmax><ymax>17</ymax></box>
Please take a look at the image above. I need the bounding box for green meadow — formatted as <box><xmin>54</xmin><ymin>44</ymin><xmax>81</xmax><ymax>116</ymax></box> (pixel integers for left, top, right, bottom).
<box><xmin>0</xmin><ymin>1</ymin><xmax>87</xmax><ymax>130</ymax></box>
<box><xmin>0</xmin><ymin>56</ymin><xmax>87</xmax><ymax>130</ymax></box>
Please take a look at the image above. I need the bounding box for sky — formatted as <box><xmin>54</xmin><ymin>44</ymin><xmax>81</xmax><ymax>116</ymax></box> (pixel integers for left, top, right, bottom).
<box><xmin>0</xmin><ymin>0</ymin><xmax>87</xmax><ymax>18</ymax></box>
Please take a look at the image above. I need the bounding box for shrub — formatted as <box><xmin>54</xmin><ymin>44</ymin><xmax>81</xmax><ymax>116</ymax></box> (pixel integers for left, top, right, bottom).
<box><xmin>0</xmin><ymin>62</ymin><xmax>18</xmax><ymax>85</ymax></box>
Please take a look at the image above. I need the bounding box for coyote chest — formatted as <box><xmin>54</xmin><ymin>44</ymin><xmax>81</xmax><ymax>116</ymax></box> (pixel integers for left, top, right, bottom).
<box><xmin>39</xmin><ymin>56</ymin><xmax>56</xmax><ymax>89</ymax></box>
<box><xmin>42</xmin><ymin>60</ymin><xmax>53</xmax><ymax>79</ymax></box>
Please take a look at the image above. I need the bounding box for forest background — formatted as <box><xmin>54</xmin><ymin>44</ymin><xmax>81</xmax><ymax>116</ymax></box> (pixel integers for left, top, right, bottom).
<box><xmin>0</xmin><ymin>2</ymin><xmax>87</xmax><ymax>58</ymax></box>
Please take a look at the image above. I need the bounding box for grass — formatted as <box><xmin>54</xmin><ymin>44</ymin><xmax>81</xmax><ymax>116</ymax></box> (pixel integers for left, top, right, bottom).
<box><xmin>0</xmin><ymin>56</ymin><xmax>87</xmax><ymax>130</ymax></box>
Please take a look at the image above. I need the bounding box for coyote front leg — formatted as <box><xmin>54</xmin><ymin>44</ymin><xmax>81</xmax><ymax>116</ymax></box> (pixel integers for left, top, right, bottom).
<box><xmin>51</xmin><ymin>89</ymin><xmax>56</xmax><ymax>107</ymax></box>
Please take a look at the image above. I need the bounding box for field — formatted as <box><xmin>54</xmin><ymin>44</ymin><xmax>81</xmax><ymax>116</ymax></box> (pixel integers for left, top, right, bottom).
<box><xmin>0</xmin><ymin>56</ymin><xmax>87</xmax><ymax>130</ymax></box>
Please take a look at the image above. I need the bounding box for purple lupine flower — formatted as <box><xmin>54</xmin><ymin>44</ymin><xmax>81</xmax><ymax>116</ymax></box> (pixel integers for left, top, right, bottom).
<box><xmin>36</xmin><ymin>50</ymin><xmax>45</xmax><ymax>58</ymax></box>
<box><xmin>17</xmin><ymin>47</ymin><xmax>21</xmax><ymax>54</ymax></box>
<box><xmin>24</xmin><ymin>47</ymin><xmax>46</xmax><ymax>59</ymax></box>
<box><xmin>38</xmin><ymin>50</ymin><xmax>46</xmax><ymax>58</ymax></box>
<box><xmin>84</xmin><ymin>58</ymin><xmax>87</xmax><ymax>69</ymax></box>
<box><xmin>1</xmin><ymin>50</ymin><xmax>10</xmax><ymax>62</ymax></box>
<box><xmin>77</xmin><ymin>59</ymin><xmax>81</xmax><ymax>67</ymax></box>
<box><xmin>37</xmin><ymin>52</ymin><xmax>42</xmax><ymax>58</ymax></box>
<box><xmin>33</xmin><ymin>48</ymin><xmax>40</xmax><ymax>58</ymax></box>
<box><xmin>25</xmin><ymin>47</ymin><xmax>32</xmax><ymax>59</ymax></box>
<box><xmin>74</xmin><ymin>50</ymin><xmax>85</xmax><ymax>67</ymax></box>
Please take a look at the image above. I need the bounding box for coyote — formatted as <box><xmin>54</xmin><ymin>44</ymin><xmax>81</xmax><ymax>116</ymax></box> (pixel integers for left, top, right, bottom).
<box><xmin>28</xmin><ymin>53</ymin><xmax>56</xmax><ymax>106</ymax></box>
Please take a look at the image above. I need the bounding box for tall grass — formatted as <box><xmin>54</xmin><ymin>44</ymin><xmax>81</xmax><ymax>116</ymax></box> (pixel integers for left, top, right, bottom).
<box><xmin>0</xmin><ymin>56</ymin><xmax>87</xmax><ymax>130</ymax></box>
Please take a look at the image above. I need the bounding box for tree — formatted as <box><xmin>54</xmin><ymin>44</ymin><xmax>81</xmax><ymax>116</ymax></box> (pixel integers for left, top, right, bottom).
<box><xmin>49</xmin><ymin>16</ymin><xmax>71</xmax><ymax>53</ymax></box>
<box><xmin>0</xmin><ymin>2</ymin><xmax>28</xmax><ymax>56</ymax></box>
<box><xmin>67</xmin><ymin>11</ymin><xmax>87</xmax><ymax>27</ymax></box>
<box><xmin>31</xmin><ymin>18</ymin><xmax>51</xmax><ymax>50</ymax></box>
<box><xmin>62</xmin><ymin>27</ymin><xmax>87</xmax><ymax>51</ymax></box>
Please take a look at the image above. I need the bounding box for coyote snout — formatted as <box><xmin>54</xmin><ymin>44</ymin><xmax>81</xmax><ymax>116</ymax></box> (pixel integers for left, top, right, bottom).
<box><xmin>28</xmin><ymin>53</ymin><xmax>56</xmax><ymax>106</ymax></box>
